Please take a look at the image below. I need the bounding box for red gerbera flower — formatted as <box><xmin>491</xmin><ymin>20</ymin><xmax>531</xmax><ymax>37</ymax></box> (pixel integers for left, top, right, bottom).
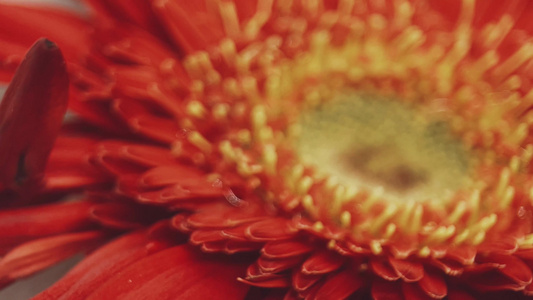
<box><xmin>2</xmin><ymin>0</ymin><xmax>533</xmax><ymax>299</ymax></box>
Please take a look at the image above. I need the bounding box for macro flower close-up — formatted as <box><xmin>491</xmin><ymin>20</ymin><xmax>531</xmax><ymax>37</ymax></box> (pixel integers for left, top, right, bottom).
<box><xmin>3</xmin><ymin>0</ymin><xmax>533</xmax><ymax>299</ymax></box>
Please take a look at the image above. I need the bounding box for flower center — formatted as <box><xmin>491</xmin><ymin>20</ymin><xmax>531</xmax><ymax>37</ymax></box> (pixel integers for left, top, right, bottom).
<box><xmin>295</xmin><ymin>93</ymin><xmax>473</xmax><ymax>204</ymax></box>
<box><xmin>174</xmin><ymin>2</ymin><xmax>533</xmax><ymax>250</ymax></box>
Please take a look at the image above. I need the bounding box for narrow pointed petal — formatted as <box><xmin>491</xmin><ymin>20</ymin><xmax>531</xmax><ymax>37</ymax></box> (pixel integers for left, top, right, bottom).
<box><xmin>0</xmin><ymin>202</ymin><xmax>94</xmax><ymax>254</ymax></box>
<box><xmin>34</xmin><ymin>224</ymin><xmax>183</xmax><ymax>300</ymax></box>
<box><xmin>85</xmin><ymin>245</ymin><xmax>251</xmax><ymax>300</ymax></box>
<box><xmin>0</xmin><ymin>38</ymin><xmax>68</xmax><ymax>193</ymax></box>
<box><xmin>0</xmin><ymin>231</ymin><xmax>105</xmax><ymax>285</ymax></box>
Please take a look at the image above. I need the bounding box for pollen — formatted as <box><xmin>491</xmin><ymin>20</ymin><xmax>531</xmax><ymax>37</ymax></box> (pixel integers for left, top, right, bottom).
<box><xmin>171</xmin><ymin>0</ymin><xmax>533</xmax><ymax>256</ymax></box>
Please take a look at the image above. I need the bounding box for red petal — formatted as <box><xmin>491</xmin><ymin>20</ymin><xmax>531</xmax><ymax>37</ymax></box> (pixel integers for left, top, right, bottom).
<box><xmin>293</xmin><ymin>271</ymin><xmax>321</xmax><ymax>292</ymax></box>
<box><xmin>301</xmin><ymin>250</ymin><xmax>345</xmax><ymax>275</ymax></box>
<box><xmin>517</xmin><ymin>248</ymin><xmax>533</xmax><ymax>261</ymax></box>
<box><xmin>152</xmin><ymin>0</ymin><xmax>225</xmax><ymax>53</ymax></box>
<box><xmin>389</xmin><ymin>257</ymin><xmax>425</xmax><ymax>282</ymax></box>
<box><xmin>402</xmin><ymin>282</ymin><xmax>432</xmax><ymax>300</ymax></box>
<box><xmin>245</xmin><ymin>218</ymin><xmax>297</xmax><ymax>241</ymax></box>
<box><xmin>84</xmin><ymin>0</ymin><xmax>168</xmax><ymax>39</ymax></box>
<box><xmin>0</xmin><ymin>231</ymin><xmax>104</xmax><ymax>282</ymax></box>
<box><xmin>186</xmin><ymin>203</ymin><xmax>265</xmax><ymax>229</ymax></box>
<box><xmin>68</xmin><ymin>92</ymin><xmax>127</xmax><ymax>133</ymax></box>
<box><xmin>477</xmin><ymin>253</ymin><xmax>533</xmax><ymax>285</ymax></box>
<box><xmin>0</xmin><ymin>39</ymin><xmax>24</xmax><ymax>82</ymax></box>
<box><xmin>262</xmin><ymin>240</ymin><xmax>315</xmax><ymax>259</ymax></box>
<box><xmin>140</xmin><ymin>165</ymin><xmax>205</xmax><ymax>188</ymax></box>
<box><xmin>463</xmin><ymin>270</ymin><xmax>525</xmax><ymax>292</ymax></box>
<box><xmin>370</xmin><ymin>258</ymin><xmax>401</xmax><ymax>281</ymax></box>
<box><xmin>33</xmin><ymin>228</ymin><xmax>175</xmax><ymax>300</ymax></box>
<box><xmin>246</xmin><ymin>261</ymin><xmax>274</xmax><ymax>280</ymax></box>
<box><xmin>90</xmin><ymin>202</ymin><xmax>166</xmax><ymax>230</ymax></box>
<box><xmin>257</xmin><ymin>255</ymin><xmax>303</xmax><ymax>273</ymax></box>
<box><xmin>446</xmin><ymin>289</ymin><xmax>476</xmax><ymax>300</ymax></box>
<box><xmin>525</xmin><ymin>281</ymin><xmax>533</xmax><ymax>296</ymax></box>
<box><xmin>314</xmin><ymin>270</ymin><xmax>363</xmax><ymax>300</ymax></box>
<box><xmin>85</xmin><ymin>245</ymin><xmax>250</xmax><ymax>300</ymax></box>
<box><xmin>0</xmin><ymin>39</ymin><xmax>68</xmax><ymax>192</ymax></box>
<box><xmin>119</xmin><ymin>144</ymin><xmax>177</xmax><ymax>167</ymax></box>
<box><xmin>94</xmin><ymin>141</ymin><xmax>176</xmax><ymax>172</ymax></box>
<box><xmin>242</xmin><ymin>261</ymin><xmax>291</xmax><ymax>288</ymax></box>
<box><xmin>418</xmin><ymin>269</ymin><xmax>447</xmax><ymax>299</ymax></box>
<box><xmin>430</xmin><ymin>257</ymin><xmax>464</xmax><ymax>276</ymax></box>
<box><xmin>0</xmin><ymin>4</ymin><xmax>89</xmax><ymax>62</ymax></box>
<box><xmin>45</xmin><ymin>136</ymin><xmax>108</xmax><ymax>190</ymax></box>
<box><xmin>238</xmin><ymin>276</ymin><xmax>291</xmax><ymax>288</ymax></box>
<box><xmin>371</xmin><ymin>279</ymin><xmax>403</xmax><ymax>300</ymax></box>
<box><xmin>112</xmin><ymin>98</ymin><xmax>179</xmax><ymax>143</ymax></box>
<box><xmin>225</xmin><ymin>240</ymin><xmax>262</xmax><ymax>254</ymax></box>
<box><xmin>0</xmin><ymin>202</ymin><xmax>93</xmax><ymax>253</ymax></box>
<box><xmin>477</xmin><ymin>237</ymin><xmax>518</xmax><ymax>254</ymax></box>
<box><xmin>190</xmin><ymin>229</ymin><xmax>225</xmax><ymax>244</ymax></box>
<box><xmin>97</xmin><ymin>151</ymin><xmax>148</xmax><ymax>176</ymax></box>
<box><xmin>445</xmin><ymin>246</ymin><xmax>476</xmax><ymax>265</ymax></box>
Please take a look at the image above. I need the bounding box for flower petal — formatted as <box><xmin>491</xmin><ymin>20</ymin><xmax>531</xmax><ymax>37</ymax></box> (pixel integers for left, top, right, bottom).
<box><xmin>0</xmin><ymin>202</ymin><xmax>93</xmax><ymax>254</ymax></box>
<box><xmin>301</xmin><ymin>250</ymin><xmax>345</xmax><ymax>275</ymax></box>
<box><xmin>0</xmin><ymin>231</ymin><xmax>105</xmax><ymax>284</ymax></box>
<box><xmin>418</xmin><ymin>269</ymin><xmax>447</xmax><ymax>299</ymax></box>
<box><xmin>245</xmin><ymin>218</ymin><xmax>297</xmax><ymax>241</ymax></box>
<box><xmin>152</xmin><ymin>0</ymin><xmax>225</xmax><ymax>53</ymax></box>
<box><xmin>140</xmin><ymin>165</ymin><xmax>205</xmax><ymax>188</ymax></box>
<box><xmin>389</xmin><ymin>257</ymin><xmax>425</xmax><ymax>282</ymax></box>
<box><xmin>257</xmin><ymin>256</ymin><xmax>303</xmax><ymax>273</ymax></box>
<box><xmin>371</xmin><ymin>279</ymin><xmax>403</xmax><ymax>300</ymax></box>
<box><xmin>480</xmin><ymin>254</ymin><xmax>533</xmax><ymax>286</ymax></box>
<box><xmin>89</xmin><ymin>202</ymin><xmax>168</xmax><ymax>230</ymax></box>
<box><xmin>186</xmin><ymin>203</ymin><xmax>265</xmax><ymax>229</ymax></box>
<box><xmin>237</xmin><ymin>276</ymin><xmax>291</xmax><ymax>288</ymax></box>
<box><xmin>0</xmin><ymin>4</ymin><xmax>89</xmax><ymax>68</ymax></box>
<box><xmin>261</xmin><ymin>240</ymin><xmax>315</xmax><ymax>259</ymax></box>
<box><xmin>0</xmin><ymin>38</ymin><xmax>68</xmax><ymax>193</ymax></box>
<box><xmin>402</xmin><ymin>282</ymin><xmax>432</xmax><ymax>300</ymax></box>
<box><xmin>112</xmin><ymin>98</ymin><xmax>179</xmax><ymax>143</ymax></box>
<box><xmin>446</xmin><ymin>289</ymin><xmax>476</xmax><ymax>300</ymax></box>
<box><xmin>85</xmin><ymin>245</ymin><xmax>251</xmax><ymax>300</ymax></box>
<box><xmin>314</xmin><ymin>270</ymin><xmax>364</xmax><ymax>300</ymax></box>
<box><xmin>370</xmin><ymin>258</ymin><xmax>401</xmax><ymax>281</ymax></box>
<box><xmin>83</xmin><ymin>0</ymin><xmax>167</xmax><ymax>39</ymax></box>
<box><xmin>34</xmin><ymin>224</ymin><xmax>182</xmax><ymax>300</ymax></box>
<box><xmin>45</xmin><ymin>136</ymin><xmax>109</xmax><ymax>191</ymax></box>
<box><xmin>292</xmin><ymin>271</ymin><xmax>321</xmax><ymax>292</ymax></box>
